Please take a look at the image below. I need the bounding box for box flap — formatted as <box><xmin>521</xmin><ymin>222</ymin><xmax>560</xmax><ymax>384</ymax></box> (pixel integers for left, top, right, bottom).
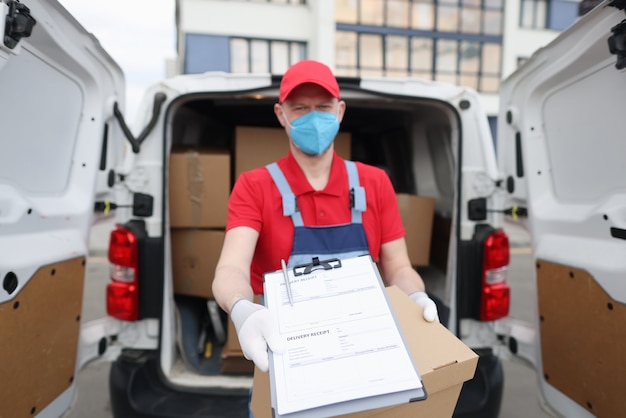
<box><xmin>387</xmin><ymin>286</ymin><xmax>478</xmax><ymax>394</ymax></box>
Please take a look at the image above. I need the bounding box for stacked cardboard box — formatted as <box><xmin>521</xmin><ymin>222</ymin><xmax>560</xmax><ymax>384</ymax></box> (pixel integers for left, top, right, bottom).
<box><xmin>219</xmin><ymin>294</ymin><xmax>262</xmax><ymax>375</ymax></box>
<box><xmin>169</xmin><ymin>148</ymin><xmax>252</xmax><ymax>374</ymax></box>
<box><xmin>234</xmin><ymin>126</ymin><xmax>351</xmax><ymax>179</ymax></box>
<box><xmin>169</xmin><ymin>149</ymin><xmax>230</xmax><ymax>299</ymax></box>
<box><xmin>169</xmin><ymin>149</ymin><xmax>230</xmax><ymax>229</ymax></box>
<box><xmin>170</xmin><ymin>229</ymin><xmax>224</xmax><ymax>299</ymax></box>
<box><xmin>396</xmin><ymin>193</ymin><xmax>436</xmax><ymax>267</ymax></box>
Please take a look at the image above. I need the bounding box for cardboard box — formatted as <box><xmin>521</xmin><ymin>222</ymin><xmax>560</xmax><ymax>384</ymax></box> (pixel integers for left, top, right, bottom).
<box><xmin>169</xmin><ymin>149</ymin><xmax>230</xmax><ymax>228</ymax></box>
<box><xmin>220</xmin><ymin>318</ymin><xmax>255</xmax><ymax>374</ymax></box>
<box><xmin>396</xmin><ymin>194</ymin><xmax>436</xmax><ymax>266</ymax></box>
<box><xmin>171</xmin><ymin>229</ymin><xmax>224</xmax><ymax>298</ymax></box>
<box><xmin>234</xmin><ymin>126</ymin><xmax>352</xmax><ymax>179</ymax></box>
<box><xmin>220</xmin><ymin>295</ymin><xmax>261</xmax><ymax>374</ymax></box>
<box><xmin>251</xmin><ymin>286</ymin><xmax>478</xmax><ymax>418</ymax></box>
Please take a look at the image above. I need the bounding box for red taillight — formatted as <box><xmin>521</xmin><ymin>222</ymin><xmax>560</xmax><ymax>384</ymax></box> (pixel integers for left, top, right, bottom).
<box><xmin>480</xmin><ymin>229</ymin><xmax>510</xmax><ymax>321</ymax></box>
<box><xmin>107</xmin><ymin>226</ymin><xmax>139</xmax><ymax>321</ymax></box>
<box><xmin>109</xmin><ymin>226</ymin><xmax>138</xmax><ymax>268</ymax></box>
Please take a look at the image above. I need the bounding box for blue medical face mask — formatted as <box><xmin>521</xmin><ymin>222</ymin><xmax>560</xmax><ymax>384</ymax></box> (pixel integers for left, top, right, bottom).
<box><xmin>283</xmin><ymin>110</ymin><xmax>340</xmax><ymax>156</ymax></box>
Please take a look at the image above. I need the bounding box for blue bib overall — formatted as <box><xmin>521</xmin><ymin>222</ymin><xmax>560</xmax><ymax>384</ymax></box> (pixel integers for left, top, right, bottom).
<box><xmin>265</xmin><ymin>160</ymin><xmax>370</xmax><ymax>267</ymax></box>
<box><xmin>248</xmin><ymin>161</ymin><xmax>371</xmax><ymax>416</ymax></box>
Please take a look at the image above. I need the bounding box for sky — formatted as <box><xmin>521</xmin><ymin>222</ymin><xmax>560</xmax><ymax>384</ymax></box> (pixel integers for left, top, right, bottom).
<box><xmin>58</xmin><ymin>0</ymin><xmax>177</xmax><ymax>122</ymax></box>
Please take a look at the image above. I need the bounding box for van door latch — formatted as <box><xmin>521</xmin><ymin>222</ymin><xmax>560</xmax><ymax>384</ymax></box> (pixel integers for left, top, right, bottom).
<box><xmin>3</xmin><ymin>0</ymin><xmax>36</xmax><ymax>50</ymax></box>
<box><xmin>497</xmin><ymin>205</ymin><xmax>528</xmax><ymax>220</ymax></box>
<box><xmin>94</xmin><ymin>193</ymin><xmax>154</xmax><ymax>217</ymax></box>
<box><xmin>608</xmin><ymin>19</ymin><xmax>626</xmax><ymax>69</ymax></box>
<box><xmin>468</xmin><ymin>198</ymin><xmax>528</xmax><ymax>221</ymax></box>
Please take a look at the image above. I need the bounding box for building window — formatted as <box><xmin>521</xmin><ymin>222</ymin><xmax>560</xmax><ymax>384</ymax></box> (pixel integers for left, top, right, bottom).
<box><xmin>410</xmin><ymin>37</ymin><xmax>433</xmax><ymax>77</ymax></box>
<box><xmin>336</xmin><ymin>0</ymin><xmax>358</xmax><ymax>23</ymax></box>
<box><xmin>436</xmin><ymin>38</ymin><xmax>457</xmax><ymax>85</ymax></box>
<box><xmin>411</xmin><ymin>0</ymin><xmax>434</xmax><ymax>30</ymax></box>
<box><xmin>460</xmin><ymin>40</ymin><xmax>480</xmax><ymax>90</ymax></box>
<box><xmin>360</xmin><ymin>0</ymin><xmax>385</xmax><ymax>25</ymax></box>
<box><xmin>230</xmin><ymin>38</ymin><xmax>306</xmax><ymax>74</ymax></box>
<box><xmin>520</xmin><ymin>0</ymin><xmax>580</xmax><ymax>31</ymax></box>
<box><xmin>230</xmin><ymin>39</ymin><xmax>249</xmax><ymax>73</ymax></box>
<box><xmin>436</xmin><ymin>3</ymin><xmax>459</xmax><ymax>32</ymax></box>
<box><xmin>336</xmin><ymin>31</ymin><xmax>359</xmax><ymax>76</ymax></box>
<box><xmin>520</xmin><ymin>0</ymin><xmax>548</xmax><ymax>29</ymax></box>
<box><xmin>481</xmin><ymin>43</ymin><xmax>501</xmax><ymax>93</ymax></box>
<box><xmin>484</xmin><ymin>7</ymin><xmax>503</xmax><ymax>35</ymax></box>
<box><xmin>335</xmin><ymin>0</ymin><xmax>504</xmax><ymax>93</ymax></box>
<box><xmin>387</xmin><ymin>0</ymin><xmax>411</xmax><ymax>28</ymax></box>
<box><xmin>186</xmin><ymin>35</ymin><xmax>306</xmax><ymax>75</ymax></box>
<box><xmin>242</xmin><ymin>0</ymin><xmax>306</xmax><ymax>4</ymax></box>
<box><xmin>360</xmin><ymin>34</ymin><xmax>384</xmax><ymax>76</ymax></box>
<box><xmin>386</xmin><ymin>35</ymin><xmax>409</xmax><ymax>77</ymax></box>
<box><xmin>185</xmin><ymin>34</ymin><xmax>230</xmax><ymax>74</ymax></box>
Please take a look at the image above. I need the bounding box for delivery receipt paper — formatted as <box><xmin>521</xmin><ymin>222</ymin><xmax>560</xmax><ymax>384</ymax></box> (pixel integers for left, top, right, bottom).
<box><xmin>263</xmin><ymin>256</ymin><xmax>424</xmax><ymax>416</ymax></box>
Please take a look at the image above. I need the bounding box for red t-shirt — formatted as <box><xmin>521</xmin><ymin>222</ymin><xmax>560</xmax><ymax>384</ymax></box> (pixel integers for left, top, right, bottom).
<box><xmin>227</xmin><ymin>151</ymin><xmax>405</xmax><ymax>294</ymax></box>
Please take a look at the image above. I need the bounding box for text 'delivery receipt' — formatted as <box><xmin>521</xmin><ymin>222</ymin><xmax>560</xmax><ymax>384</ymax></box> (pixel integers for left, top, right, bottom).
<box><xmin>263</xmin><ymin>255</ymin><xmax>425</xmax><ymax>417</ymax></box>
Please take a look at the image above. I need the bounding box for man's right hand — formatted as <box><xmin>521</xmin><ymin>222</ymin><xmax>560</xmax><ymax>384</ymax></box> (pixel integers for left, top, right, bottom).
<box><xmin>230</xmin><ymin>299</ymin><xmax>284</xmax><ymax>372</ymax></box>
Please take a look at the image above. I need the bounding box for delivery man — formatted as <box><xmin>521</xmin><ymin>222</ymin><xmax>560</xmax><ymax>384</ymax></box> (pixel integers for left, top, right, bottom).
<box><xmin>212</xmin><ymin>59</ymin><xmax>439</xmax><ymax>373</ymax></box>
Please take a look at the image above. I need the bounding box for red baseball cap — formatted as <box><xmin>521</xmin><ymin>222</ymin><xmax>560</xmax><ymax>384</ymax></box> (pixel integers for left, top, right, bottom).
<box><xmin>278</xmin><ymin>60</ymin><xmax>340</xmax><ymax>104</ymax></box>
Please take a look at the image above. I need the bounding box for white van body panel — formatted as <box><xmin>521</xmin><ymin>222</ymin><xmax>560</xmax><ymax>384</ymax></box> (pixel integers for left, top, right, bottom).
<box><xmin>0</xmin><ymin>1</ymin><xmax>126</xmax><ymax>416</ymax></box>
<box><xmin>498</xmin><ymin>2</ymin><xmax>626</xmax><ymax>417</ymax></box>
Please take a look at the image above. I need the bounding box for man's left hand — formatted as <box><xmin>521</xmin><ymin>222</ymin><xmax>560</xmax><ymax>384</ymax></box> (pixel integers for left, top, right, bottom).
<box><xmin>409</xmin><ymin>291</ymin><xmax>439</xmax><ymax>322</ymax></box>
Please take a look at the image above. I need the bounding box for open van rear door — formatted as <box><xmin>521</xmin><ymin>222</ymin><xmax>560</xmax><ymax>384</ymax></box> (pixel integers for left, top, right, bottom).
<box><xmin>498</xmin><ymin>1</ymin><xmax>626</xmax><ymax>417</ymax></box>
<box><xmin>0</xmin><ymin>1</ymin><xmax>126</xmax><ymax>416</ymax></box>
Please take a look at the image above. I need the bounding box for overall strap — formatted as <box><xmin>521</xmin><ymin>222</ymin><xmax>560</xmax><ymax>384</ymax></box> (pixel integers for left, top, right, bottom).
<box><xmin>266</xmin><ymin>163</ymin><xmax>304</xmax><ymax>227</ymax></box>
<box><xmin>344</xmin><ymin>160</ymin><xmax>366</xmax><ymax>223</ymax></box>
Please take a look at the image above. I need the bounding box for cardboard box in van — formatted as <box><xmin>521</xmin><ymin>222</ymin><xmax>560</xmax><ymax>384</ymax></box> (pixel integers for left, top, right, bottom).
<box><xmin>251</xmin><ymin>286</ymin><xmax>478</xmax><ymax>417</ymax></box>
<box><xmin>170</xmin><ymin>229</ymin><xmax>225</xmax><ymax>299</ymax></box>
<box><xmin>396</xmin><ymin>194</ymin><xmax>436</xmax><ymax>267</ymax></box>
<box><xmin>169</xmin><ymin>149</ymin><xmax>230</xmax><ymax>228</ymax></box>
<box><xmin>220</xmin><ymin>296</ymin><xmax>261</xmax><ymax>375</ymax></box>
<box><xmin>221</xmin><ymin>318</ymin><xmax>254</xmax><ymax>374</ymax></box>
<box><xmin>234</xmin><ymin>126</ymin><xmax>352</xmax><ymax>179</ymax></box>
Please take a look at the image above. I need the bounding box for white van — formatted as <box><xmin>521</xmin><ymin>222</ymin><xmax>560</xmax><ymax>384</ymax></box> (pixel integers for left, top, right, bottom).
<box><xmin>2</xmin><ymin>1</ymin><xmax>622</xmax><ymax>417</ymax></box>
<box><xmin>494</xmin><ymin>2</ymin><xmax>626</xmax><ymax>417</ymax></box>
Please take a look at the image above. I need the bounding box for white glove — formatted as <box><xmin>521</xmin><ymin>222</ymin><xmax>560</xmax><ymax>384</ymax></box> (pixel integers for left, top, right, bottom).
<box><xmin>230</xmin><ymin>299</ymin><xmax>284</xmax><ymax>372</ymax></box>
<box><xmin>409</xmin><ymin>291</ymin><xmax>439</xmax><ymax>323</ymax></box>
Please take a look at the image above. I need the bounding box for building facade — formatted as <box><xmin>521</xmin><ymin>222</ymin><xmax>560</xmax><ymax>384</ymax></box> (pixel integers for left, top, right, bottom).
<box><xmin>174</xmin><ymin>0</ymin><xmax>591</xmax><ymax>121</ymax></box>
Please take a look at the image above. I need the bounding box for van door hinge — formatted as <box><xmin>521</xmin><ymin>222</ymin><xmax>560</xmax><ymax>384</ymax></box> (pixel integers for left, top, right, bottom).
<box><xmin>113</xmin><ymin>92</ymin><xmax>167</xmax><ymax>153</ymax></box>
<box><xmin>3</xmin><ymin>0</ymin><xmax>36</xmax><ymax>50</ymax></box>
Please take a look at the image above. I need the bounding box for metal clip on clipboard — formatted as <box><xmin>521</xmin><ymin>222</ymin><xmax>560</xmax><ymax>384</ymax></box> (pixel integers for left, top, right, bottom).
<box><xmin>292</xmin><ymin>257</ymin><xmax>342</xmax><ymax>276</ymax></box>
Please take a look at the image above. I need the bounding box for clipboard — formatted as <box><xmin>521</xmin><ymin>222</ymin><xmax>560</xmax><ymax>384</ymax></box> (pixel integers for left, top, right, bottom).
<box><xmin>263</xmin><ymin>254</ymin><xmax>427</xmax><ymax>418</ymax></box>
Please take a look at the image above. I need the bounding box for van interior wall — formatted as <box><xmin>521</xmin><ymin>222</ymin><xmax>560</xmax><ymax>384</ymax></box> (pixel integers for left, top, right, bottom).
<box><xmin>167</xmin><ymin>98</ymin><xmax>454</xmax><ymax>376</ymax></box>
<box><xmin>169</xmin><ymin>96</ymin><xmax>455</xmax><ymax>283</ymax></box>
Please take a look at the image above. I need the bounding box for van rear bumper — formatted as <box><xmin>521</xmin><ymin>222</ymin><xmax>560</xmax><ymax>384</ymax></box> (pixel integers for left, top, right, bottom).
<box><xmin>454</xmin><ymin>348</ymin><xmax>504</xmax><ymax>418</ymax></box>
<box><xmin>109</xmin><ymin>348</ymin><xmax>503</xmax><ymax>418</ymax></box>
<box><xmin>109</xmin><ymin>349</ymin><xmax>249</xmax><ymax>418</ymax></box>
